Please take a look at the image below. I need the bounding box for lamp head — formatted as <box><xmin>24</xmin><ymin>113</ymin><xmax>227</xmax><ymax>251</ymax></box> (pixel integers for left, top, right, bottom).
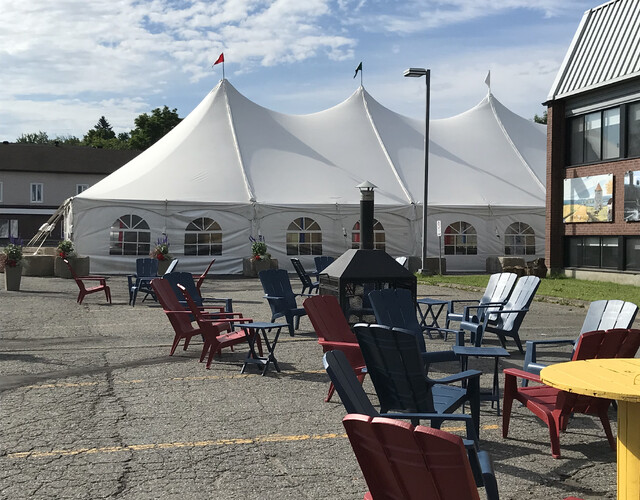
<box><xmin>404</xmin><ymin>67</ymin><xmax>428</xmax><ymax>78</ymax></box>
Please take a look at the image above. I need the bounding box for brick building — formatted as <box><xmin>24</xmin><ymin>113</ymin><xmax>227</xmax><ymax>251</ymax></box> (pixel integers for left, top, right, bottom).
<box><xmin>545</xmin><ymin>0</ymin><xmax>640</xmax><ymax>282</ymax></box>
<box><xmin>0</xmin><ymin>142</ymin><xmax>139</xmax><ymax>246</ymax></box>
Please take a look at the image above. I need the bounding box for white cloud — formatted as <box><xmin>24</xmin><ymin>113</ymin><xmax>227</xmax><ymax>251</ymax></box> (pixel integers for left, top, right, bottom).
<box><xmin>0</xmin><ymin>0</ymin><xmax>593</xmax><ymax>140</ymax></box>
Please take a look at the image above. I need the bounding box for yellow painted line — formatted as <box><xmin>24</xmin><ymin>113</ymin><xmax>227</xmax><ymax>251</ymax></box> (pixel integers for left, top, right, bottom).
<box><xmin>24</xmin><ymin>369</ymin><xmax>327</xmax><ymax>390</ymax></box>
<box><xmin>7</xmin><ymin>432</ymin><xmax>348</xmax><ymax>459</ymax></box>
<box><xmin>6</xmin><ymin>425</ymin><xmax>499</xmax><ymax>460</ymax></box>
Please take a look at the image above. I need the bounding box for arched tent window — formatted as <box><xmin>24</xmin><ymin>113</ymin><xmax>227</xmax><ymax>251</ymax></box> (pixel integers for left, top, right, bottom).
<box><xmin>504</xmin><ymin>222</ymin><xmax>536</xmax><ymax>255</ymax></box>
<box><xmin>444</xmin><ymin>221</ymin><xmax>477</xmax><ymax>255</ymax></box>
<box><xmin>352</xmin><ymin>219</ymin><xmax>385</xmax><ymax>251</ymax></box>
<box><xmin>109</xmin><ymin>214</ymin><xmax>150</xmax><ymax>255</ymax></box>
<box><xmin>184</xmin><ymin>217</ymin><xmax>222</xmax><ymax>256</ymax></box>
<box><xmin>286</xmin><ymin>217</ymin><xmax>322</xmax><ymax>255</ymax></box>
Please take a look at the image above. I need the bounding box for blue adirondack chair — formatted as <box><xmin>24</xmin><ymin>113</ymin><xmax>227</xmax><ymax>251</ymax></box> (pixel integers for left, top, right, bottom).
<box><xmin>314</xmin><ymin>255</ymin><xmax>334</xmax><ymax>277</ymax></box>
<box><xmin>290</xmin><ymin>258</ymin><xmax>319</xmax><ymax>295</ymax></box>
<box><xmin>128</xmin><ymin>258</ymin><xmax>159</xmax><ymax>306</ymax></box>
<box><xmin>259</xmin><ymin>269</ymin><xmax>307</xmax><ymax>336</ymax></box>
<box><xmin>353</xmin><ymin>324</ymin><xmax>482</xmax><ymax>439</ymax></box>
<box><xmin>458</xmin><ymin>275</ymin><xmax>541</xmax><ymax>353</ymax></box>
<box><xmin>163</xmin><ymin>271</ymin><xmax>233</xmax><ymax>313</ymax></box>
<box><xmin>323</xmin><ymin>350</ymin><xmax>478</xmax><ymax>443</ymax></box>
<box><xmin>446</xmin><ymin>272</ymin><xmax>517</xmax><ymax>328</ymax></box>
<box><xmin>522</xmin><ymin>299</ymin><xmax>638</xmax><ymax>379</ymax></box>
<box><xmin>368</xmin><ymin>288</ymin><xmax>459</xmax><ymax>370</ymax></box>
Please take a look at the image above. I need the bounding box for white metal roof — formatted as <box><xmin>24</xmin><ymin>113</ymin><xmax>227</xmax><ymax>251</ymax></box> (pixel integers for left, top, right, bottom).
<box><xmin>548</xmin><ymin>0</ymin><xmax>640</xmax><ymax>101</ymax></box>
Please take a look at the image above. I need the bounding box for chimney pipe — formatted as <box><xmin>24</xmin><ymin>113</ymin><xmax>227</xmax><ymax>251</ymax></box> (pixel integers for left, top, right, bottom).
<box><xmin>357</xmin><ymin>181</ymin><xmax>376</xmax><ymax>250</ymax></box>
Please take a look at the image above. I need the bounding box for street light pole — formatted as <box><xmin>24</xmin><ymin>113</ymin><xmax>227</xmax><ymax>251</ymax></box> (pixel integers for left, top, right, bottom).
<box><xmin>404</xmin><ymin>67</ymin><xmax>430</xmax><ymax>274</ymax></box>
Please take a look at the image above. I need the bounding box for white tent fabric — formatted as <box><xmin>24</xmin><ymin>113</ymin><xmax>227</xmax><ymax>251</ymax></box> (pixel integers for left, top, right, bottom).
<box><xmin>68</xmin><ymin>79</ymin><xmax>546</xmax><ymax>274</ymax></box>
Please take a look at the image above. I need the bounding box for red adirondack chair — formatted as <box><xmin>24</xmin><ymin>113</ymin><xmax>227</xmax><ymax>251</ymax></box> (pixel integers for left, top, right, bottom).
<box><xmin>343</xmin><ymin>414</ymin><xmax>499</xmax><ymax>500</ymax></box>
<box><xmin>503</xmin><ymin>328</ymin><xmax>640</xmax><ymax>458</ymax></box>
<box><xmin>178</xmin><ymin>283</ymin><xmax>261</xmax><ymax>369</ymax></box>
<box><xmin>303</xmin><ymin>294</ymin><xmax>366</xmax><ymax>402</ymax></box>
<box><xmin>193</xmin><ymin>258</ymin><xmax>215</xmax><ymax>293</ymax></box>
<box><xmin>63</xmin><ymin>258</ymin><xmax>111</xmax><ymax>305</ymax></box>
<box><xmin>151</xmin><ymin>278</ymin><xmax>228</xmax><ymax>361</ymax></box>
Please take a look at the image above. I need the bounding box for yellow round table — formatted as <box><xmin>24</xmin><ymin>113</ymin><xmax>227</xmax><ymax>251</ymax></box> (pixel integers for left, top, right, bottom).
<box><xmin>541</xmin><ymin>358</ymin><xmax>640</xmax><ymax>500</ymax></box>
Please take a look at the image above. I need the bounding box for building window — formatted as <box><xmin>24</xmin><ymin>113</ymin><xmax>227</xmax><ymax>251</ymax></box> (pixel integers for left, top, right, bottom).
<box><xmin>626</xmin><ymin>237</ymin><xmax>640</xmax><ymax>271</ymax></box>
<box><xmin>30</xmin><ymin>183</ymin><xmax>43</xmax><ymax>203</ymax></box>
<box><xmin>628</xmin><ymin>103</ymin><xmax>640</xmax><ymax>157</ymax></box>
<box><xmin>109</xmin><ymin>214</ymin><xmax>150</xmax><ymax>255</ymax></box>
<box><xmin>504</xmin><ymin>222</ymin><xmax>535</xmax><ymax>255</ymax></box>
<box><xmin>76</xmin><ymin>184</ymin><xmax>89</xmax><ymax>194</ymax></box>
<box><xmin>286</xmin><ymin>217</ymin><xmax>322</xmax><ymax>255</ymax></box>
<box><xmin>567</xmin><ymin>107</ymin><xmax>620</xmax><ymax>165</ymax></box>
<box><xmin>184</xmin><ymin>217</ymin><xmax>222</xmax><ymax>256</ymax></box>
<box><xmin>352</xmin><ymin>219</ymin><xmax>385</xmax><ymax>251</ymax></box>
<box><xmin>0</xmin><ymin>219</ymin><xmax>18</xmax><ymax>239</ymax></box>
<box><xmin>444</xmin><ymin>221</ymin><xmax>477</xmax><ymax>255</ymax></box>
<box><xmin>565</xmin><ymin>236</ymin><xmax>618</xmax><ymax>269</ymax></box>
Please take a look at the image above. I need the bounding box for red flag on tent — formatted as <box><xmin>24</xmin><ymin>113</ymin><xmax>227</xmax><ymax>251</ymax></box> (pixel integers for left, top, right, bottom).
<box><xmin>213</xmin><ymin>53</ymin><xmax>224</xmax><ymax>65</ymax></box>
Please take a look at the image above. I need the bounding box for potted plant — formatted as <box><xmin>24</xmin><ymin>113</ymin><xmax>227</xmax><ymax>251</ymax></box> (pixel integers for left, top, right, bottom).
<box><xmin>57</xmin><ymin>240</ymin><xmax>75</xmax><ymax>259</ymax></box>
<box><xmin>150</xmin><ymin>235</ymin><xmax>173</xmax><ymax>274</ymax></box>
<box><xmin>243</xmin><ymin>235</ymin><xmax>275</xmax><ymax>276</ymax></box>
<box><xmin>54</xmin><ymin>239</ymin><xmax>90</xmax><ymax>278</ymax></box>
<box><xmin>3</xmin><ymin>238</ymin><xmax>23</xmax><ymax>291</ymax></box>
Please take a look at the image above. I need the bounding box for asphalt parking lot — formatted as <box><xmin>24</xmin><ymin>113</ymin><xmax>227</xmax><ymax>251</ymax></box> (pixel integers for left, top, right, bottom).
<box><xmin>1</xmin><ymin>275</ymin><xmax>634</xmax><ymax>499</ymax></box>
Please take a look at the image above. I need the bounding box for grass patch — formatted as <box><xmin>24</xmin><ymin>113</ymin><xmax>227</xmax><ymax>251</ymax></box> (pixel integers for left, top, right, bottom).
<box><xmin>417</xmin><ymin>274</ymin><xmax>640</xmax><ymax>305</ymax></box>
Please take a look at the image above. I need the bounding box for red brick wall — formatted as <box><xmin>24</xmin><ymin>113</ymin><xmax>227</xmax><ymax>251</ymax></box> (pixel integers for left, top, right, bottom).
<box><xmin>546</xmin><ymin>98</ymin><xmax>640</xmax><ymax>272</ymax></box>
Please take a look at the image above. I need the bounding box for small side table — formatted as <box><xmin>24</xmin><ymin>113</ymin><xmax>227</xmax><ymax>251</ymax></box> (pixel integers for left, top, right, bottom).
<box><xmin>240</xmin><ymin>322</ymin><xmax>286</xmax><ymax>376</ymax></box>
<box><xmin>417</xmin><ymin>297</ymin><xmax>450</xmax><ymax>338</ymax></box>
<box><xmin>453</xmin><ymin>345</ymin><xmax>510</xmax><ymax>415</ymax></box>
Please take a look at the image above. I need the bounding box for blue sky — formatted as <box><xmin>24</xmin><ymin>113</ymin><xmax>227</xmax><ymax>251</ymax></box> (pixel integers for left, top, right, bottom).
<box><xmin>0</xmin><ymin>0</ymin><xmax>599</xmax><ymax>142</ymax></box>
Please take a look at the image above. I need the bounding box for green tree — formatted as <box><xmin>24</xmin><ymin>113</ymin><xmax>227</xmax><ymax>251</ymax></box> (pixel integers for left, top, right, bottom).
<box><xmin>534</xmin><ymin>110</ymin><xmax>548</xmax><ymax>124</ymax></box>
<box><xmin>15</xmin><ymin>131</ymin><xmax>81</xmax><ymax>145</ymax></box>
<box><xmin>129</xmin><ymin>106</ymin><xmax>182</xmax><ymax>150</ymax></box>
<box><xmin>16</xmin><ymin>131</ymin><xmax>51</xmax><ymax>144</ymax></box>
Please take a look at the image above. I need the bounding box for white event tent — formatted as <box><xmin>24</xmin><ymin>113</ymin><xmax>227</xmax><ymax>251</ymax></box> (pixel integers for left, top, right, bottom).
<box><xmin>66</xmin><ymin>79</ymin><xmax>546</xmax><ymax>274</ymax></box>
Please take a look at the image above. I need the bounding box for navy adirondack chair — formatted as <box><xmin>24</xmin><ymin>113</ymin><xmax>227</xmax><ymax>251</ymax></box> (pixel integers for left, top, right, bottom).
<box><xmin>353</xmin><ymin>324</ymin><xmax>482</xmax><ymax>438</ymax></box>
<box><xmin>343</xmin><ymin>414</ymin><xmax>499</xmax><ymax>500</ymax></box>
<box><xmin>290</xmin><ymin>258</ymin><xmax>319</xmax><ymax>295</ymax></box>
<box><xmin>259</xmin><ymin>269</ymin><xmax>307</xmax><ymax>336</ymax></box>
<box><xmin>322</xmin><ymin>350</ymin><xmax>478</xmax><ymax>443</ymax></box>
<box><xmin>128</xmin><ymin>257</ymin><xmax>159</xmax><ymax>306</ymax></box>
<box><xmin>164</xmin><ymin>271</ymin><xmax>233</xmax><ymax>313</ymax></box>
<box><xmin>504</xmin><ymin>328</ymin><xmax>640</xmax><ymax>458</ymax></box>
<box><xmin>368</xmin><ymin>288</ymin><xmax>459</xmax><ymax>370</ymax></box>
<box><xmin>522</xmin><ymin>299</ymin><xmax>638</xmax><ymax>380</ymax></box>
<box><xmin>314</xmin><ymin>256</ymin><xmax>334</xmax><ymax>277</ymax></box>
<box><xmin>446</xmin><ymin>272</ymin><xmax>517</xmax><ymax>328</ymax></box>
<box><xmin>458</xmin><ymin>275</ymin><xmax>541</xmax><ymax>353</ymax></box>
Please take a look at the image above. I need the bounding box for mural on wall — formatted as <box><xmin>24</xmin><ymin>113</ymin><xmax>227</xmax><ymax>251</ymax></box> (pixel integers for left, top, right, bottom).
<box><xmin>624</xmin><ymin>171</ymin><xmax>640</xmax><ymax>221</ymax></box>
<box><xmin>563</xmin><ymin>174</ymin><xmax>614</xmax><ymax>223</ymax></box>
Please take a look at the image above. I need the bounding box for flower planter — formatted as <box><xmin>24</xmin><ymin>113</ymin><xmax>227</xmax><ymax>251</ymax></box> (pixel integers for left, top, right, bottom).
<box><xmin>22</xmin><ymin>255</ymin><xmax>55</xmax><ymax>276</ymax></box>
<box><xmin>54</xmin><ymin>256</ymin><xmax>90</xmax><ymax>278</ymax></box>
<box><xmin>4</xmin><ymin>263</ymin><xmax>22</xmax><ymax>291</ymax></box>
<box><xmin>242</xmin><ymin>257</ymin><xmax>279</xmax><ymax>277</ymax></box>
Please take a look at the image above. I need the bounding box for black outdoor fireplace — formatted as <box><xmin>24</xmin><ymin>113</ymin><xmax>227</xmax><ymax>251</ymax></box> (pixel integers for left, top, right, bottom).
<box><xmin>319</xmin><ymin>181</ymin><xmax>416</xmax><ymax>320</ymax></box>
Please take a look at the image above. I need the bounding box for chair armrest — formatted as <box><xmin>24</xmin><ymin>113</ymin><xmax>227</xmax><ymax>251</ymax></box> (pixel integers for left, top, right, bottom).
<box><xmin>503</xmin><ymin>367</ymin><xmax>542</xmax><ymax>384</ymax></box>
<box><xmin>432</xmin><ymin>369</ymin><xmax>482</xmax><ymax>385</ymax></box>
<box><xmin>526</xmin><ymin>338</ymin><xmax>575</xmax><ymax>348</ymax></box>
<box><xmin>318</xmin><ymin>340</ymin><xmax>360</xmax><ymax>350</ymax></box>
<box><xmin>523</xmin><ymin>338</ymin><xmax>575</xmax><ymax>372</ymax></box>
<box><xmin>421</xmin><ymin>349</ymin><xmax>458</xmax><ymax>364</ymax></box>
<box><xmin>477</xmin><ymin>450</ymin><xmax>499</xmax><ymax>500</ymax></box>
